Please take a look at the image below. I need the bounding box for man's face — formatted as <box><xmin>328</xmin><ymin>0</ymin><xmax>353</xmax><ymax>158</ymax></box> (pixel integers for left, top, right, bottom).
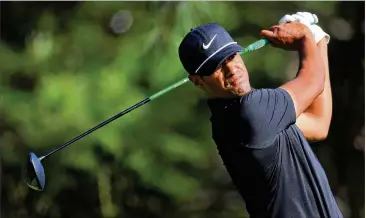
<box><xmin>190</xmin><ymin>52</ymin><xmax>250</xmax><ymax>98</ymax></box>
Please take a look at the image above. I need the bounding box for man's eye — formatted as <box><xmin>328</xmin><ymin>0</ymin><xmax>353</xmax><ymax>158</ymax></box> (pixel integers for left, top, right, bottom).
<box><xmin>227</xmin><ymin>54</ymin><xmax>235</xmax><ymax>61</ymax></box>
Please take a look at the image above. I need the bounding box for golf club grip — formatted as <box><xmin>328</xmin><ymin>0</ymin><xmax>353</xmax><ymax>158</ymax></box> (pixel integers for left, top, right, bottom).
<box><xmin>240</xmin><ymin>38</ymin><xmax>270</xmax><ymax>54</ymax></box>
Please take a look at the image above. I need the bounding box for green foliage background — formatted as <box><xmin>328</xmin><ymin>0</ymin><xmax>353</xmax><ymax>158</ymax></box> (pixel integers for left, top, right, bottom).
<box><xmin>0</xmin><ymin>2</ymin><xmax>364</xmax><ymax>218</ymax></box>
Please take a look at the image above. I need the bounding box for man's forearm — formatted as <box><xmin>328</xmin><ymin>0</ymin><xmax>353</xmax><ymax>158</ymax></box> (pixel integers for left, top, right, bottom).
<box><xmin>302</xmin><ymin>38</ymin><xmax>332</xmax><ymax>130</ymax></box>
<box><xmin>286</xmin><ymin>35</ymin><xmax>325</xmax><ymax>117</ymax></box>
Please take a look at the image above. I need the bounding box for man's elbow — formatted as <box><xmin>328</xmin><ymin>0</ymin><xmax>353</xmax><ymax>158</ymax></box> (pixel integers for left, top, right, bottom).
<box><xmin>317</xmin><ymin>129</ymin><xmax>329</xmax><ymax>141</ymax></box>
<box><xmin>309</xmin><ymin>128</ymin><xmax>329</xmax><ymax>142</ymax></box>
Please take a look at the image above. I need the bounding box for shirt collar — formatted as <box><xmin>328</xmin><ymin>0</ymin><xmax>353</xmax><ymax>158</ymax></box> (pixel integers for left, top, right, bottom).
<box><xmin>206</xmin><ymin>88</ymin><xmax>255</xmax><ymax>115</ymax></box>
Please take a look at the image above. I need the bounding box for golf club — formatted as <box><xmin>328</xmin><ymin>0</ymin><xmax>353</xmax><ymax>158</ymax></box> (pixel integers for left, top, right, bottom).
<box><xmin>25</xmin><ymin>38</ymin><xmax>270</xmax><ymax>191</ymax></box>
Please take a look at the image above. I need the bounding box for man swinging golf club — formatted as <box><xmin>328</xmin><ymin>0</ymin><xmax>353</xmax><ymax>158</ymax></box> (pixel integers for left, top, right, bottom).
<box><xmin>178</xmin><ymin>12</ymin><xmax>343</xmax><ymax>218</ymax></box>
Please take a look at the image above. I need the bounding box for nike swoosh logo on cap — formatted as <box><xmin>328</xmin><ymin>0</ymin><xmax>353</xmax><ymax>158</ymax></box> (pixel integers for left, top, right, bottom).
<box><xmin>202</xmin><ymin>34</ymin><xmax>217</xmax><ymax>50</ymax></box>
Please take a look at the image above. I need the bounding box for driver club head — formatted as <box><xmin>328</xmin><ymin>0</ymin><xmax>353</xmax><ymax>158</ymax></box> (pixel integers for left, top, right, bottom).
<box><xmin>25</xmin><ymin>152</ymin><xmax>45</xmax><ymax>191</ymax></box>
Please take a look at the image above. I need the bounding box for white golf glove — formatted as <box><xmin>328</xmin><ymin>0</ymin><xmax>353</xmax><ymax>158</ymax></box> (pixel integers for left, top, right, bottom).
<box><xmin>279</xmin><ymin>12</ymin><xmax>330</xmax><ymax>44</ymax></box>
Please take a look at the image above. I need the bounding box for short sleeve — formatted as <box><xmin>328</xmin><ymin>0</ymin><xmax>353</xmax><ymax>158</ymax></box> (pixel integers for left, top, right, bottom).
<box><xmin>240</xmin><ymin>88</ymin><xmax>296</xmax><ymax>146</ymax></box>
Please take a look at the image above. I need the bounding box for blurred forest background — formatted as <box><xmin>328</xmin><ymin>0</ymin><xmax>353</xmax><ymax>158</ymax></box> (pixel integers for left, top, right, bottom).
<box><xmin>0</xmin><ymin>1</ymin><xmax>364</xmax><ymax>218</ymax></box>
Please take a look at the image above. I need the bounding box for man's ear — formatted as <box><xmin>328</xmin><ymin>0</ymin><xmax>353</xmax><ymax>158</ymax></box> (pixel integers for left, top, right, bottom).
<box><xmin>188</xmin><ymin>75</ymin><xmax>203</xmax><ymax>89</ymax></box>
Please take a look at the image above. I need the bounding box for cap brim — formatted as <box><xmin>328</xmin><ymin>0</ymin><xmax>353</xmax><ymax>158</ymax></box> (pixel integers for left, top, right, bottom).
<box><xmin>198</xmin><ymin>43</ymin><xmax>244</xmax><ymax>76</ymax></box>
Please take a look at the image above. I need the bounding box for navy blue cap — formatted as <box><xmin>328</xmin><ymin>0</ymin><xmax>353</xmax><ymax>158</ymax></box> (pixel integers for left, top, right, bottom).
<box><xmin>179</xmin><ymin>23</ymin><xmax>244</xmax><ymax>76</ymax></box>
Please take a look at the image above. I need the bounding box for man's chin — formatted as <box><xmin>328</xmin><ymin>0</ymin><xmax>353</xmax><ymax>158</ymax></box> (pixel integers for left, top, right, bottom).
<box><xmin>228</xmin><ymin>85</ymin><xmax>246</xmax><ymax>95</ymax></box>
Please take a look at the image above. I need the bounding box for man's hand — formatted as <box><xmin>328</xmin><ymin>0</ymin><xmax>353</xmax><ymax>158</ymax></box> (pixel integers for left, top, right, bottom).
<box><xmin>279</xmin><ymin>12</ymin><xmax>330</xmax><ymax>44</ymax></box>
<box><xmin>260</xmin><ymin>22</ymin><xmax>314</xmax><ymax>51</ymax></box>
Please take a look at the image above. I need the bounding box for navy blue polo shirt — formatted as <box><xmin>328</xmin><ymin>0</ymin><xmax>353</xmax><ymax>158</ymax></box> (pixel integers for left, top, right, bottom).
<box><xmin>208</xmin><ymin>88</ymin><xmax>343</xmax><ymax>218</ymax></box>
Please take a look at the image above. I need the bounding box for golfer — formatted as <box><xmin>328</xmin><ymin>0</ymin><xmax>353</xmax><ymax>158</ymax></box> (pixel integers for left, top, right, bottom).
<box><xmin>178</xmin><ymin>12</ymin><xmax>343</xmax><ymax>218</ymax></box>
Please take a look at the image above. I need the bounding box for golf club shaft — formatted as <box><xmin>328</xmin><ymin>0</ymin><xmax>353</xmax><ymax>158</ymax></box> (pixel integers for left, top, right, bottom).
<box><xmin>39</xmin><ymin>78</ymin><xmax>190</xmax><ymax>160</ymax></box>
<box><xmin>39</xmin><ymin>38</ymin><xmax>270</xmax><ymax>161</ymax></box>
